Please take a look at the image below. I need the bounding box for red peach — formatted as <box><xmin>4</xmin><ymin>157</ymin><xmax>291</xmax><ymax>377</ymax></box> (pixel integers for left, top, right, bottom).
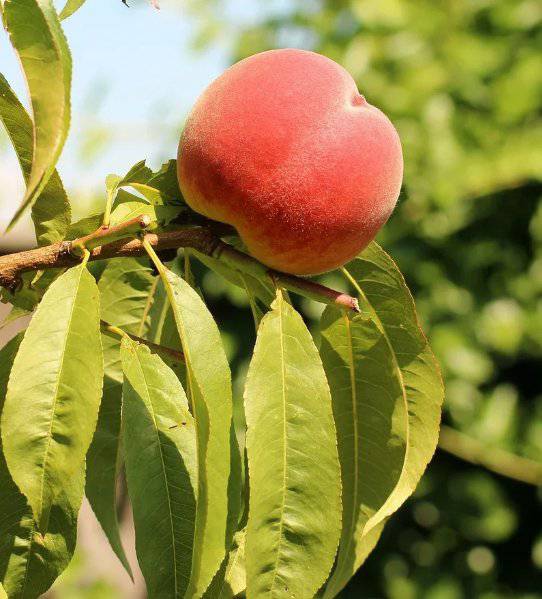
<box><xmin>177</xmin><ymin>48</ymin><xmax>403</xmax><ymax>275</ymax></box>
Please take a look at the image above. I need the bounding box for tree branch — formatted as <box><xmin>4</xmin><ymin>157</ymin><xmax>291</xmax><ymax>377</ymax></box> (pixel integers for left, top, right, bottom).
<box><xmin>0</xmin><ymin>223</ymin><xmax>359</xmax><ymax>312</ymax></box>
<box><xmin>438</xmin><ymin>425</ymin><xmax>542</xmax><ymax>486</ymax></box>
<box><xmin>101</xmin><ymin>320</ymin><xmax>184</xmax><ymax>363</ymax></box>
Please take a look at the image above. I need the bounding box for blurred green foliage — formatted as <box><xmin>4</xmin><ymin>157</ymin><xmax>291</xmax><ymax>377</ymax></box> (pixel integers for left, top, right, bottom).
<box><xmin>182</xmin><ymin>0</ymin><xmax>542</xmax><ymax>596</ymax></box>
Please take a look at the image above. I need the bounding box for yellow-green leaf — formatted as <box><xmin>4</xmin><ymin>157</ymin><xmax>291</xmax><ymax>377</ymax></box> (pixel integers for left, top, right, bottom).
<box><xmin>121</xmin><ymin>337</ymin><xmax>197</xmax><ymax>598</ymax></box>
<box><xmin>341</xmin><ymin>243</ymin><xmax>443</xmax><ymax>537</ymax></box>
<box><xmin>59</xmin><ymin>0</ymin><xmax>87</xmax><ymax>20</ymax></box>
<box><xmin>85</xmin><ymin>258</ymin><xmax>155</xmax><ymax>577</ymax></box>
<box><xmin>205</xmin><ymin>528</ymin><xmax>247</xmax><ymax>599</ymax></box>
<box><xmin>0</xmin><ymin>332</ymin><xmax>84</xmax><ymax>599</ymax></box>
<box><xmin>244</xmin><ymin>291</ymin><xmax>342</xmax><ymax>599</ymax></box>
<box><xmin>156</xmin><ymin>266</ymin><xmax>233</xmax><ymax>597</ymax></box>
<box><xmin>3</xmin><ymin>0</ymin><xmax>71</xmax><ymax>231</ymax></box>
<box><xmin>1</xmin><ymin>263</ymin><xmax>103</xmax><ymax>530</ymax></box>
<box><xmin>0</xmin><ymin>73</ymin><xmax>70</xmax><ymax>245</ymax></box>
<box><xmin>319</xmin><ymin>308</ymin><xmax>406</xmax><ymax>597</ymax></box>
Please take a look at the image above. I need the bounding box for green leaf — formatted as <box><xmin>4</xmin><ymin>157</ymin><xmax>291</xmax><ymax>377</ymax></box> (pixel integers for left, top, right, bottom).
<box><xmin>0</xmin><ymin>333</ymin><xmax>84</xmax><ymax>599</ymax></box>
<box><xmin>146</xmin><ymin>279</ymin><xmax>182</xmax><ymax>348</ymax></box>
<box><xmin>155</xmin><ymin>265</ymin><xmax>233</xmax><ymax>597</ymax></box>
<box><xmin>341</xmin><ymin>242</ymin><xmax>443</xmax><ymax>535</ymax></box>
<box><xmin>109</xmin><ymin>190</ymin><xmax>182</xmax><ymax>228</ymax></box>
<box><xmin>0</xmin><ymin>73</ymin><xmax>70</xmax><ymax>245</ymax></box>
<box><xmin>67</xmin><ymin>213</ymin><xmax>103</xmax><ymax>239</ymax></box>
<box><xmin>244</xmin><ymin>291</ymin><xmax>342</xmax><ymax>599</ymax></box>
<box><xmin>108</xmin><ymin>159</ymin><xmax>185</xmax><ymax>207</ymax></box>
<box><xmin>3</xmin><ymin>0</ymin><xmax>71</xmax><ymax>232</ymax></box>
<box><xmin>0</xmin><ymin>582</ymin><xmax>6</xmax><ymax>599</ymax></box>
<box><xmin>59</xmin><ymin>0</ymin><xmax>87</xmax><ymax>20</ymax></box>
<box><xmin>0</xmin><ymin>332</ymin><xmax>24</xmax><ymax>401</ymax></box>
<box><xmin>205</xmin><ymin>528</ymin><xmax>247</xmax><ymax>599</ymax></box>
<box><xmin>193</xmin><ymin>251</ymin><xmax>274</xmax><ymax>308</ymax></box>
<box><xmin>1</xmin><ymin>263</ymin><xmax>103</xmax><ymax>530</ymax></box>
<box><xmin>121</xmin><ymin>337</ymin><xmax>197</xmax><ymax>598</ymax></box>
<box><xmin>85</xmin><ymin>257</ymin><xmax>156</xmax><ymax>576</ymax></box>
<box><xmin>319</xmin><ymin>308</ymin><xmax>406</xmax><ymax>597</ymax></box>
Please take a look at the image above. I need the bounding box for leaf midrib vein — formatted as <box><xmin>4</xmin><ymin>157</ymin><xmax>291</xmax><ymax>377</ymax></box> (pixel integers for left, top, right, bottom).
<box><xmin>132</xmin><ymin>347</ymin><xmax>179</xmax><ymax>598</ymax></box>
<box><xmin>269</xmin><ymin>293</ymin><xmax>288</xmax><ymax>596</ymax></box>
<box><xmin>38</xmin><ymin>265</ymin><xmax>84</xmax><ymax>522</ymax></box>
<box><xmin>342</xmin><ymin>266</ymin><xmax>410</xmax><ymax>533</ymax></box>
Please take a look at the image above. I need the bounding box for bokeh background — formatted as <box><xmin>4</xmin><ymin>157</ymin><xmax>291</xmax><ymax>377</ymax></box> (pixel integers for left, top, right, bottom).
<box><xmin>1</xmin><ymin>0</ymin><xmax>541</xmax><ymax>597</ymax></box>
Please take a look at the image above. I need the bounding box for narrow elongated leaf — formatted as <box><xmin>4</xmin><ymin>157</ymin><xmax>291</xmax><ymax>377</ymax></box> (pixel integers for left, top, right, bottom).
<box><xmin>3</xmin><ymin>0</ymin><xmax>71</xmax><ymax>231</ymax></box>
<box><xmin>121</xmin><ymin>337</ymin><xmax>197</xmax><ymax>598</ymax></box>
<box><xmin>341</xmin><ymin>242</ymin><xmax>443</xmax><ymax>535</ymax></box>
<box><xmin>85</xmin><ymin>257</ymin><xmax>155</xmax><ymax>576</ymax></box>
<box><xmin>319</xmin><ymin>308</ymin><xmax>406</xmax><ymax>597</ymax></box>
<box><xmin>244</xmin><ymin>291</ymin><xmax>342</xmax><ymax>599</ymax></box>
<box><xmin>156</xmin><ymin>266</ymin><xmax>232</xmax><ymax>597</ymax></box>
<box><xmin>0</xmin><ymin>73</ymin><xmax>70</xmax><ymax>244</ymax></box>
<box><xmin>59</xmin><ymin>0</ymin><xmax>87</xmax><ymax>20</ymax></box>
<box><xmin>1</xmin><ymin>263</ymin><xmax>103</xmax><ymax>530</ymax></box>
<box><xmin>0</xmin><ymin>582</ymin><xmax>6</xmax><ymax>599</ymax></box>
<box><xmin>0</xmin><ymin>333</ymin><xmax>84</xmax><ymax>599</ymax></box>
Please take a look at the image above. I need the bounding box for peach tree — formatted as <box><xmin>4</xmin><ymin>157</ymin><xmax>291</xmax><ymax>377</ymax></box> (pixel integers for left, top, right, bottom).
<box><xmin>0</xmin><ymin>2</ymin><xmax>443</xmax><ymax>598</ymax></box>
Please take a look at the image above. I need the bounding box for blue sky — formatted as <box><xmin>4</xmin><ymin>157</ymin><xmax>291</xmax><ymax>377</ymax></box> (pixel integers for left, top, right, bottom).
<box><xmin>0</xmin><ymin>0</ymin><xmax>289</xmax><ymax>242</ymax></box>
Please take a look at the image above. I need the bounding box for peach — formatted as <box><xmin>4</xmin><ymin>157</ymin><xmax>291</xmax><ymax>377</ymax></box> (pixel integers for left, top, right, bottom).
<box><xmin>177</xmin><ymin>49</ymin><xmax>403</xmax><ymax>275</ymax></box>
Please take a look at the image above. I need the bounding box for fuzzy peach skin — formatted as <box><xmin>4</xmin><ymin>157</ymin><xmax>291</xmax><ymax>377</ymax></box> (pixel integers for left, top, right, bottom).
<box><xmin>177</xmin><ymin>48</ymin><xmax>403</xmax><ymax>275</ymax></box>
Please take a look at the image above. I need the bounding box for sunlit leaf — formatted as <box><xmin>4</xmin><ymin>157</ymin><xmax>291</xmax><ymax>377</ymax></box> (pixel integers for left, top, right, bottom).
<box><xmin>3</xmin><ymin>0</ymin><xmax>71</xmax><ymax>231</ymax></box>
<box><xmin>205</xmin><ymin>528</ymin><xmax>246</xmax><ymax>599</ymax></box>
<box><xmin>1</xmin><ymin>263</ymin><xmax>103</xmax><ymax>530</ymax></box>
<box><xmin>121</xmin><ymin>337</ymin><xmax>197</xmax><ymax>598</ymax></box>
<box><xmin>109</xmin><ymin>190</ymin><xmax>182</xmax><ymax>228</ymax></box>
<box><xmin>0</xmin><ymin>73</ymin><xmax>70</xmax><ymax>245</ymax></box>
<box><xmin>244</xmin><ymin>291</ymin><xmax>341</xmax><ymax>598</ymax></box>
<box><xmin>319</xmin><ymin>307</ymin><xmax>405</xmax><ymax>597</ymax></box>
<box><xmin>156</xmin><ymin>265</ymin><xmax>233</xmax><ymax>597</ymax></box>
<box><xmin>341</xmin><ymin>243</ymin><xmax>443</xmax><ymax>536</ymax></box>
<box><xmin>59</xmin><ymin>0</ymin><xmax>87</xmax><ymax>20</ymax></box>
<box><xmin>108</xmin><ymin>158</ymin><xmax>185</xmax><ymax>207</ymax></box>
<box><xmin>0</xmin><ymin>332</ymin><xmax>83</xmax><ymax>599</ymax></box>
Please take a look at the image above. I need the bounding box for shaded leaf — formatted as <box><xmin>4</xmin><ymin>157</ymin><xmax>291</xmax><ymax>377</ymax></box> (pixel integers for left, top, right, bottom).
<box><xmin>156</xmin><ymin>266</ymin><xmax>233</xmax><ymax>597</ymax></box>
<box><xmin>319</xmin><ymin>307</ymin><xmax>406</xmax><ymax>597</ymax></box>
<box><xmin>3</xmin><ymin>0</ymin><xmax>71</xmax><ymax>231</ymax></box>
<box><xmin>1</xmin><ymin>263</ymin><xmax>103</xmax><ymax>530</ymax></box>
<box><xmin>193</xmin><ymin>251</ymin><xmax>274</xmax><ymax>308</ymax></box>
<box><xmin>341</xmin><ymin>242</ymin><xmax>443</xmax><ymax>535</ymax></box>
<box><xmin>85</xmin><ymin>257</ymin><xmax>156</xmax><ymax>576</ymax></box>
<box><xmin>0</xmin><ymin>73</ymin><xmax>70</xmax><ymax>245</ymax></box>
<box><xmin>0</xmin><ymin>333</ymin><xmax>83</xmax><ymax>599</ymax></box>
<box><xmin>244</xmin><ymin>291</ymin><xmax>341</xmax><ymax>599</ymax></box>
<box><xmin>121</xmin><ymin>337</ymin><xmax>197</xmax><ymax>598</ymax></box>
